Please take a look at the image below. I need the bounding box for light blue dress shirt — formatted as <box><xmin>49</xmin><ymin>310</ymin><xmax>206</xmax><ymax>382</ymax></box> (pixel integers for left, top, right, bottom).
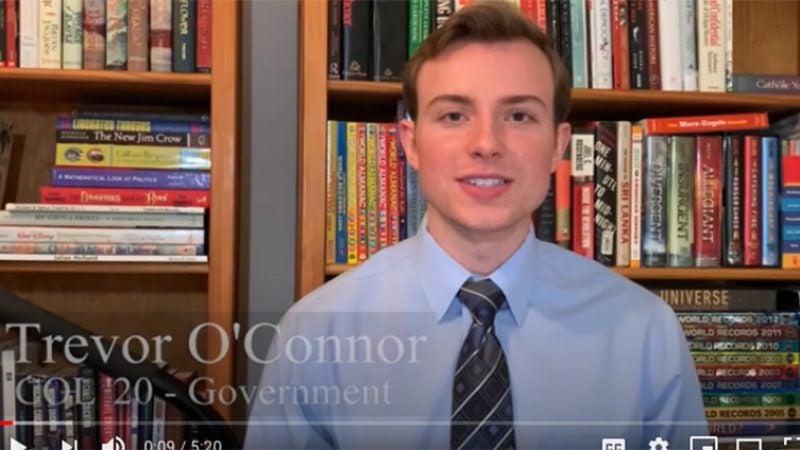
<box><xmin>244</xmin><ymin>223</ymin><xmax>708</xmax><ymax>450</ymax></box>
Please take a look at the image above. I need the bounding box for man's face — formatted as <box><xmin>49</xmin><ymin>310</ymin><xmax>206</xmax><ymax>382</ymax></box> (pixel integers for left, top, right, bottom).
<box><xmin>400</xmin><ymin>39</ymin><xmax>571</xmax><ymax>242</ymax></box>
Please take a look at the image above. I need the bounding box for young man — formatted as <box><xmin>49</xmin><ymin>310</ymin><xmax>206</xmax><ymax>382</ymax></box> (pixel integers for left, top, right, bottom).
<box><xmin>244</xmin><ymin>2</ymin><xmax>707</xmax><ymax>449</ymax></box>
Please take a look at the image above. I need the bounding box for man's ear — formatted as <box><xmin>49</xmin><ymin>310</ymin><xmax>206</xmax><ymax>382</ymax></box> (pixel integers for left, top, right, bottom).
<box><xmin>399</xmin><ymin>118</ymin><xmax>419</xmax><ymax>170</ymax></box>
<box><xmin>550</xmin><ymin>121</ymin><xmax>572</xmax><ymax>172</ymax></box>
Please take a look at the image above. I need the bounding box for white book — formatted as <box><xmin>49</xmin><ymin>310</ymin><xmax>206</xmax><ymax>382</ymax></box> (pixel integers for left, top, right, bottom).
<box><xmin>616</xmin><ymin>121</ymin><xmax>632</xmax><ymax>267</ymax></box>
<box><xmin>0</xmin><ymin>226</ymin><xmax>205</xmax><ymax>244</ymax></box>
<box><xmin>6</xmin><ymin>202</ymin><xmax>205</xmax><ymax>215</ymax></box>
<box><xmin>697</xmin><ymin>0</ymin><xmax>725</xmax><ymax>92</ymax></box>
<box><xmin>62</xmin><ymin>0</ymin><xmax>83</xmax><ymax>69</ymax></box>
<box><xmin>590</xmin><ymin>0</ymin><xmax>613</xmax><ymax>89</ymax></box>
<box><xmin>724</xmin><ymin>0</ymin><xmax>733</xmax><ymax>91</ymax></box>
<box><xmin>630</xmin><ymin>125</ymin><xmax>644</xmax><ymax>268</ymax></box>
<box><xmin>658</xmin><ymin>0</ymin><xmax>682</xmax><ymax>90</ymax></box>
<box><xmin>0</xmin><ymin>254</ymin><xmax>207</xmax><ymax>262</ymax></box>
<box><xmin>679</xmin><ymin>0</ymin><xmax>698</xmax><ymax>91</ymax></box>
<box><xmin>18</xmin><ymin>0</ymin><xmax>39</xmax><ymax>67</ymax></box>
<box><xmin>38</xmin><ymin>0</ymin><xmax>62</xmax><ymax>68</ymax></box>
<box><xmin>0</xmin><ymin>210</ymin><xmax>205</xmax><ymax>228</ymax></box>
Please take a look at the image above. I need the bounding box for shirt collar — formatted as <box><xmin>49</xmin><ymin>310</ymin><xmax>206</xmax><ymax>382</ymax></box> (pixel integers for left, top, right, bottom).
<box><xmin>412</xmin><ymin>216</ymin><xmax>540</xmax><ymax>326</ymax></box>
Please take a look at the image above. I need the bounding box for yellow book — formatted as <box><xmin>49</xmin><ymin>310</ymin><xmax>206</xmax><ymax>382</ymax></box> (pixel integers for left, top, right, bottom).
<box><xmin>55</xmin><ymin>143</ymin><xmax>210</xmax><ymax>170</ymax></box>
<box><xmin>346</xmin><ymin>122</ymin><xmax>358</xmax><ymax>265</ymax></box>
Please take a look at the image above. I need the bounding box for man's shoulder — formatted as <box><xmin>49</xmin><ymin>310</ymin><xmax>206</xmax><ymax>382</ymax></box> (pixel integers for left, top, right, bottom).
<box><xmin>291</xmin><ymin>238</ymin><xmax>418</xmax><ymax>314</ymax></box>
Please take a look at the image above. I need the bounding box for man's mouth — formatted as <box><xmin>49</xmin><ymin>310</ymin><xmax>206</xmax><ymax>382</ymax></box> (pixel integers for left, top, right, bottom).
<box><xmin>460</xmin><ymin>177</ymin><xmax>511</xmax><ymax>187</ymax></box>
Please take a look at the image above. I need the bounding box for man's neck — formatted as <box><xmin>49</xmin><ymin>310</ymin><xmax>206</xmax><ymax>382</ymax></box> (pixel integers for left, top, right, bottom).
<box><xmin>426</xmin><ymin>217</ymin><xmax>530</xmax><ymax>276</ymax></box>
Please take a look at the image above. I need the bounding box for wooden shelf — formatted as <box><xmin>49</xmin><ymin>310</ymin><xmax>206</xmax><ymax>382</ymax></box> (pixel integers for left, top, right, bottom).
<box><xmin>0</xmin><ymin>261</ymin><xmax>208</xmax><ymax>274</ymax></box>
<box><xmin>0</xmin><ymin>68</ymin><xmax>211</xmax><ymax>105</ymax></box>
<box><xmin>327</xmin><ymin>263</ymin><xmax>800</xmax><ymax>281</ymax></box>
<box><xmin>328</xmin><ymin>80</ymin><xmax>800</xmax><ymax>119</ymax></box>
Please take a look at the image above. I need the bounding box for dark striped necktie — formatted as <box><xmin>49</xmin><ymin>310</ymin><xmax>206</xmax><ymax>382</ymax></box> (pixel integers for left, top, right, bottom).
<box><xmin>451</xmin><ymin>278</ymin><xmax>516</xmax><ymax>450</ymax></box>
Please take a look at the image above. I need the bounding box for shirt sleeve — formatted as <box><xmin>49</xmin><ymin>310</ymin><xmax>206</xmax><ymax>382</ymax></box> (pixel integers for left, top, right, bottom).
<box><xmin>242</xmin><ymin>313</ymin><xmax>336</xmax><ymax>450</ymax></box>
<box><xmin>641</xmin><ymin>304</ymin><xmax>709</xmax><ymax>450</ymax></box>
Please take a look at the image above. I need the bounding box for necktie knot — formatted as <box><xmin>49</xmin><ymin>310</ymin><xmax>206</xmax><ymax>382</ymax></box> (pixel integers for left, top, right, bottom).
<box><xmin>457</xmin><ymin>278</ymin><xmax>506</xmax><ymax>328</ymax></box>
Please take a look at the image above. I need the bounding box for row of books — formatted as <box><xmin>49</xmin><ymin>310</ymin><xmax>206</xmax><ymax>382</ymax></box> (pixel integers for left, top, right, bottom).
<box><xmin>0</xmin><ymin>334</ymin><xmax>198</xmax><ymax>449</ymax></box>
<box><xmin>329</xmin><ymin>0</ymin><xmax>744</xmax><ymax>93</ymax></box>
<box><xmin>0</xmin><ymin>0</ymin><xmax>210</xmax><ymax>73</ymax></box>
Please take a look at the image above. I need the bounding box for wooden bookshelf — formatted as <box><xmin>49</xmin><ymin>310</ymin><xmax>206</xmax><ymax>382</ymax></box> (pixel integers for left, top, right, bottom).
<box><xmin>298</xmin><ymin>0</ymin><xmax>800</xmax><ymax>298</ymax></box>
<box><xmin>0</xmin><ymin>1</ymin><xmax>240</xmax><ymax>420</ymax></box>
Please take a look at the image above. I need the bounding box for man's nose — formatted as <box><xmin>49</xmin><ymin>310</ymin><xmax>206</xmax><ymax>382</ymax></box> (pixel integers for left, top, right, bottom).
<box><xmin>469</xmin><ymin>118</ymin><xmax>503</xmax><ymax>159</ymax></box>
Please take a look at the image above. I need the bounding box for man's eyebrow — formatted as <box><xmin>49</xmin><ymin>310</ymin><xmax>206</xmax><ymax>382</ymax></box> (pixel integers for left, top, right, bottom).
<box><xmin>425</xmin><ymin>94</ymin><xmax>474</xmax><ymax>109</ymax></box>
<box><xmin>499</xmin><ymin>95</ymin><xmax>546</xmax><ymax>108</ymax></box>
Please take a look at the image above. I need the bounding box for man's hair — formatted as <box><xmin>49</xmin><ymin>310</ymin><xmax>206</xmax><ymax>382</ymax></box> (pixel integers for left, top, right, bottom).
<box><xmin>401</xmin><ymin>0</ymin><xmax>572</xmax><ymax>124</ymax></box>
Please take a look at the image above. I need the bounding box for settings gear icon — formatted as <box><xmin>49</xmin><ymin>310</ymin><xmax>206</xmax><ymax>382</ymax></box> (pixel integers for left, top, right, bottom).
<box><xmin>649</xmin><ymin>437</ymin><xmax>669</xmax><ymax>450</ymax></box>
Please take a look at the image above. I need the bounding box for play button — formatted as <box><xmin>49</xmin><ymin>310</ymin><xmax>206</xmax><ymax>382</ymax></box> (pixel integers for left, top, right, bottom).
<box><xmin>10</xmin><ymin>437</ymin><xmax>26</xmax><ymax>450</ymax></box>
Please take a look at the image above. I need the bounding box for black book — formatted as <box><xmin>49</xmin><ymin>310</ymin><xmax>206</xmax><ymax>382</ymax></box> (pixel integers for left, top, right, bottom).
<box><xmin>342</xmin><ymin>0</ymin><xmax>371</xmax><ymax>80</ymax></box>
<box><xmin>372</xmin><ymin>0</ymin><xmax>407</xmax><ymax>82</ymax></box>
<box><xmin>328</xmin><ymin>0</ymin><xmax>342</xmax><ymax>79</ymax></box>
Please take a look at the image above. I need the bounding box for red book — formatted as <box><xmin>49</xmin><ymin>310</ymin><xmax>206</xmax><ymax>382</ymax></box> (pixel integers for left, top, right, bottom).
<box><xmin>743</xmin><ymin>135</ymin><xmax>761</xmax><ymax>266</ymax></box>
<box><xmin>693</xmin><ymin>136</ymin><xmax>722</xmax><ymax>267</ymax></box>
<box><xmin>5</xmin><ymin>0</ymin><xmax>16</xmax><ymax>67</ymax></box>
<box><xmin>39</xmin><ymin>186</ymin><xmax>210</xmax><ymax>207</ymax></box>
<box><xmin>641</xmin><ymin>112</ymin><xmax>769</xmax><ymax>135</ymax></box>
<box><xmin>196</xmin><ymin>0</ymin><xmax>211</xmax><ymax>72</ymax></box>
<box><xmin>572</xmin><ymin>182</ymin><xmax>594</xmax><ymax>259</ymax></box>
<box><xmin>612</xmin><ymin>0</ymin><xmax>631</xmax><ymax>89</ymax></box>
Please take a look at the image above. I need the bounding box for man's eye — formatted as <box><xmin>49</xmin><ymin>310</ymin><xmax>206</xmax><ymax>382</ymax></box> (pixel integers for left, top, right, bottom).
<box><xmin>509</xmin><ymin>111</ymin><xmax>533</xmax><ymax>122</ymax></box>
<box><xmin>442</xmin><ymin>112</ymin><xmax>464</xmax><ymax>122</ymax></box>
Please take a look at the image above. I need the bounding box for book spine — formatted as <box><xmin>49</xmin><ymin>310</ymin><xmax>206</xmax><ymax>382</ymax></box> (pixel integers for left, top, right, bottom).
<box><xmin>127</xmin><ymin>0</ymin><xmax>148</xmax><ymax>71</ymax></box>
<box><xmin>761</xmin><ymin>136</ymin><xmax>779</xmax><ymax>266</ymax></box>
<box><xmin>629</xmin><ymin>125</ymin><xmax>644</xmax><ymax>267</ymax></box>
<box><xmin>326</xmin><ymin>121</ymin><xmax>336</xmax><ymax>265</ymax></box>
<box><xmin>723</xmin><ymin>0</ymin><xmax>732</xmax><ymax>91</ymax></box>
<box><xmin>18</xmin><ymin>0</ymin><xmax>38</xmax><ymax>67</ymax></box>
<box><xmin>407</xmin><ymin>0</ymin><xmax>421</xmax><ymax>58</ymax></box>
<box><xmin>335</xmin><ymin>121</ymin><xmax>347</xmax><ymax>263</ymax></box>
<box><xmin>377</xmin><ymin>124</ymin><xmax>389</xmax><ymax>250</ymax></box>
<box><xmin>594</xmin><ymin>121</ymin><xmax>617</xmax><ymax>265</ymax></box>
<box><xmin>743</xmin><ymin>135</ymin><xmax>761</xmax><ymax>266</ymax></box>
<box><xmin>366</xmin><ymin>123</ymin><xmax>378</xmax><ymax>256</ymax></box>
<box><xmin>4</xmin><ymin>0</ymin><xmax>16</xmax><ymax>68</ymax></box>
<box><xmin>0</xmin><ymin>0</ymin><xmax>5</xmax><ymax>66</ymax></box>
<box><xmin>372</xmin><ymin>0</ymin><xmax>407</xmax><ymax>82</ymax></box>
<box><xmin>643</xmin><ymin>112</ymin><xmax>768</xmax><ymax>135</ymax></box>
<box><xmin>724</xmin><ymin>135</ymin><xmax>743</xmax><ymax>266</ymax></box>
<box><xmin>387</xmin><ymin>123</ymin><xmax>400</xmax><ymax>246</ymax></box>
<box><xmin>667</xmin><ymin>135</ymin><xmax>695</xmax><ymax>266</ymax></box>
<box><xmin>0</xmin><ymin>226</ymin><xmax>205</xmax><ymax>244</ymax></box>
<box><xmin>611</xmin><ymin>0</ymin><xmax>629</xmax><ymax>90</ymax></box>
<box><xmin>645</xmin><ymin>0</ymin><xmax>661</xmax><ymax>89</ymax></box>
<box><xmin>731</xmin><ymin>74</ymin><xmax>800</xmax><ymax>93</ymax></box>
<box><xmin>591</xmin><ymin>0</ymin><xmax>612</xmax><ymax>88</ymax></box>
<box><xmin>657</xmin><ymin>0</ymin><xmax>681</xmax><ymax>90</ymax></box>
<box><xmin>345</xmin><ymin>122</ymin><xmax>358</xmax><ymax>264</ymax></box>
<box><xmin>434</xmin><ymin>0</ymin><xmax>454</xmax><ymax>30</ymax></box>
<box><xmin>51</xmin><ymin>167</ymin><xmax>210</xmax><ymax>189</ymax></box>
<box><xmin>558</xmin><ymin>0</ymin><xmax>572</xmax><ymax>78</ymax></box>
<box><xmin>0</xmin><ymin>210</ymin><xmax>204</xmax><ymax>228</ymax></box>
<box><xmin>105</xmin><ymin>0</ymin><xmax>128</xmax><ymax>69</ymax></box>
<box><xmin>694</xmin><ymin>135</ymin><xmax>722</xmax><ymax>267</ymax></box>
<box><xmin>62</xmin><ymin>0</ymin><xmax>83</xmax><ymax>69</ymax></box>
<box><xmin>628</xmin><ymin>0</ymin><xmax>648</xmax><ymax>89</ymax></box>
<box><xmin>571</xmin><ymin>130</ymin><xmax>594</xmax><ymax>258</ymax></box>
<box><xmin>39</xmin><ymin>0</ymin><xmax>63</xmax><ymax>68</ymax></box>
<box><xmin>679</xmin><ymin>0</ymin><xmax>697</xmax><ymax>90</ymax></box>
<box><xmin>172</xmin><ymin>0</ymin><xmax>195</xmax><ymax>72</ymax></box>
<box><xmin>569</xmin><ymin>0</ymin><xmax>588</xmax><ymax>88</ymax></box>
<box><xmin>150</xmin><ymin>0</ymin><xmax>171</xmax><ymax>71</ymax></box>
<box><xmin>653</xmin><ymin>288</ymin><xmax>781</xmax><ymax>312</ymax></box>
<box><xmin>54</xmin><ymin>143</ymin><xmax>211</xmax><ymax>170</ymax></box>
<box><xmin>545</xmin><ymin>0</ymin><xmax>559</xmax><ymax>55</ymax></box>
<box><xmin>0</xmin><ymin>242</ymin><xmax>204</xmax><ymax>255</ymax></box>
<box><xmin>342</xmin><ymin>0</ymin><xmax>370</xmax><ymax>80</ymax></box>
<box><xmin>327</xmin><ymin>0</ymin><xmax>342</xmax><ymax>79</ymax></box>
<box><xmin>555</xmin><ymin>143</ymin><xmax>572</xmax><ymax>249</ymax></box>
<box><xmin>40</xmin><ymin>186</ymin><xmax>210</xmax><ymax>207</ymax></box>
<box><xmin>82</xmin><ymin>0</ymin><xmax>105</xmax><ymax>69</ymax></box>
<box><xmin>56</xmin><ymin>117</ymin><xmax>210</xmax><ymax>133</ymax></box>
<box><xmin>56</xmin><ymin>128</ymin><xmax>209</xmax><ymax>147</ymax></box>
<box><xmin>697</xmin><ymin>0</ymin><xmax>725</xmax><ymax>92</ymax></box>
<box><xmin>356</xmin><ymin>122</ymin><xmax>368</xmax><ymax>260</ymax></box>
<box><xmin>642</xmin><ymin>135</ymin><xmax>668</xmax><ymax>266</ymax></box>
<box><xmin>195</xmin><ymin>0</ymin><xmax>210</xmax><ymax>72</ymax></box>
<box><xmin>615</xmin><ymin>121</ymin><xmax>631</xmax><ymax>266</ymax></box>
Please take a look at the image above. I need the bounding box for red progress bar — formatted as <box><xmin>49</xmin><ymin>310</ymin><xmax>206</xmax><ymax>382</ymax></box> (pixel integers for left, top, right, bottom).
<box><xmin>0</xmin><ymin>421</ymin><xmax>13</xmax><ymax>426</ymax></box>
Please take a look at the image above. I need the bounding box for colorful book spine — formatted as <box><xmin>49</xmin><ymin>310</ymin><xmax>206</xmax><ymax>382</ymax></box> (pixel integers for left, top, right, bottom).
<box><xmin>39</xmin><ymin>186</ymin><xmax>209</xmax><ymax>207</ymax></box>
<box><xmin>694</xmin><ymin>136</ymin><xmax>722</xmax><ymax>267</ymax></box>
<box><xmin>743</xmin><ymin>135</ymin><xmax>761</xmax><ymax>266</ymax></box>
<box><xmin>105</xmin><ymin>0</ymin><xmax>128</xmax><ymax>69</ymax></box>
<box><xmin>629</xmin><ymin>125</ymin><xmax>644</xmax><ymax>267</ymax></box>
<box><xmin>56</xmin><ymin>128</ymin><xmax>209</xmax><ymax>147</ymax></box>
<box><xmin>366</xmin><ymin>123</ymin><xmax>378</xmax><ymax>256</ymax></box>
<box><xmin>335</xmin><ymin>122</ymin><xmax>347</xmax><ymax>263</ymax></box>
<box><xmin>594</xmin><ymin>122</ymin><xmax>617</xmax><ymax>265</ymax></box>
<box><xmin>54</xmin><ymin>143</ymin><xmax>211</xmax><ymax>170</ymax></box>
<box><xmin>667</xmin><ymin>135</ymin><xmax>694</xmax><ymax>267</ymax></box>
<box><xmin>172</xmin><ymin>0</ymin><xmax>196</xmax><ymax>72</ymax></box>
<box><xmin>51</xmin><ymin>167</ymin><xmax>210</xmax><ymax>189</ymax></box>
<box><xmin>641</xmin><ymin>112</ymin><xmax>769</xmax><ymax>135</ymax></box>
<box><xmin>724</xmin><ymin>135</ymin><xmax>743</xmax><ymax>265</ymax></box>
<box><xmin>376</xmin><ymin>124</ymin><xmax>389</xmax><ymax>250</ymax></box>
<box><xmin>0</xmin><ymin>242</ymin><xmax>204</xmax><ymax>256</ymax></box>
<box><xmin>387</xmin><ymin>124</ymin><xmax>401</xmax><ymax>246</ymax></box>
<box><xmin>0</xmin><ymin>226</ymin><xmax>204</xmax><ymax>244</ymax></box>
<box><xmin>642</xmin><ymin>135</ymin><xmax>668</xmax><ymax>266</ymax></box>
<box><xmin>127</xmin><ymin>0</ymin><xmax>149</xmax><ymax>71</ymax></box>
<box><xmin>571</xmin><ymin>129</ymin><xmax>594</xmax><ymax>259</ymax></box>
<box><xmin>82</xmin><ymin>0</ymin><xmax>105</xmax><ymax>69</ymax></box>
<box><xmin>195</xmin><ymin>0</ymin><xmax>211</xmax><ymax>72</ymax></box>
<box><xmin>55</xmin><ymin>117</ymin><xmax>210</xmax><ymax>134</ymax></box>
<box><xmin>326</xmin><ymin>121</ymin><xmax>337</xmax><ymax>265</ymax></box>
<box><xmin>4</xmin><ymin>0</ymin><xmax>17</xmax><ymax>68</ymax></box>
<box><xmin>38</xmin><ymin>0</ymin><xmax>62</xmax><ymax>68</ymax></box>
<box><xmin>150</xmin><ymin>0</ymin><xmax>172</xmax><ymax>71</ymax></box>
<box><xmin>62</xmin><ymin>0</ymin><xmax>83</xmax><ymax>69</ymax></box>
<box><xmin>346</xmin><ymin>122</ymin><xmax>358</xmax><ymax>264</ymax></box>
<box><xmin>761</xmin><ymin>136</ymin><xmax>779</xmax><ymax>266</ymax></box>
